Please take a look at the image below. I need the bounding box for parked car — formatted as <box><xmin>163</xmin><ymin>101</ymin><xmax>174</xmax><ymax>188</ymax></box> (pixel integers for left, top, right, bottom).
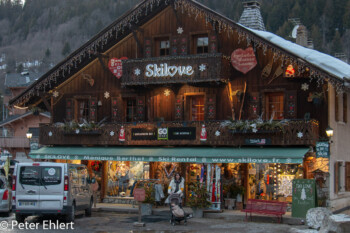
<box><xmin>0</xmin><ymin>176</ymin><xmax>12</xmax><ymax>217</ymax></box>
<box><xmin>12</xmin><ymin>162</ymin><xmax>93</xmax><ymax>223</ymax></box>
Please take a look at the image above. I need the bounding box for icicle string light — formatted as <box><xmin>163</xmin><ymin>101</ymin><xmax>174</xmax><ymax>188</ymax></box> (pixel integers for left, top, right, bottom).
<box><xmin>13</xmin><ymin>0</ymin><xmax>348</xmax><ymax>106</ymax></box>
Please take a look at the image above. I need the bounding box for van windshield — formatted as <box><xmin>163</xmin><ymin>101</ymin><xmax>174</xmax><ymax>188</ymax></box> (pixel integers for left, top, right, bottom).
<box><xmin>19</xmin><ymin>166</ymin><xmax>62</xmax><ymax>186</ymax></box>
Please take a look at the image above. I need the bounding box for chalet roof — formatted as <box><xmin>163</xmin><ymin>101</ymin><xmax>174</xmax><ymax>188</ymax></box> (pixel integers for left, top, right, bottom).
<box><xmin>238</xmin><ymin>0</ymin><xmax>265</xmax><ymax>31</ymax></box>
<box><xmin>5</xmin><ymin>72</ymin><xmax>42</xmax><ymax>88</ymax></box>
<box><xmin>0</xmin><ymin>111</ymin><xmax>50</xmax><ymax>128</ymax></box>
<box><xmin>9</xmin><ymin>0</ymin><xmax>350</xmax><ymax>108</ymax></box>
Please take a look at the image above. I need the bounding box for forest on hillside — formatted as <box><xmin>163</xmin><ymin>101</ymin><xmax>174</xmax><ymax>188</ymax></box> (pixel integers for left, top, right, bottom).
<box><xmin>0</xmin><ymin>0</ymin><xmax>349</xmax><ymax>73</ymax></box>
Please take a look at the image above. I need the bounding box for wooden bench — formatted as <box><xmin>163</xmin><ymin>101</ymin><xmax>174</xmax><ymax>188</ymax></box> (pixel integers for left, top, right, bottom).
<box><xmin>241</xmin><ymin>199</ymin><xmax>288</xmax><ymax>223</ymax></box>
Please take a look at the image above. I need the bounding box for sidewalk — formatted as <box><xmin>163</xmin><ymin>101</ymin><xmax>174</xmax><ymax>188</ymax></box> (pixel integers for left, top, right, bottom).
<box><xmin>92</xmin><ymin>203</ymin><xmax>304</xmax><ymax>225</ymax></box>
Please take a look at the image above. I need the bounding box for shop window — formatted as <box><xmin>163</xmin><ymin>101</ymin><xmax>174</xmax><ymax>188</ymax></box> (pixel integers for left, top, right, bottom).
<box><xmin>186</xmin><ymin>95</ymin><xmax>205</xmax><ymax>121</ymax></box>
<box><xmin>196</xmin><ymin>37</ymin><xmax>208</xmax><ymax>54</ymax></box>
<box><xmin>343</xmin><ymin>93</ymin><xmax>347</xmax><ymax>123</ymax></box>
<box><xmin>124</xmin><ymin>98</ymin><xmax>137</xmax><ymax>122</ymax></box>
<box><xmin>155</xmin><ymin>38</ymin><xmax>170</xmax><ymax>57</ymax></box>
<box><xmin>76</xmin><ymin>99</ymin><xmax>90</xmax><ymax>123</ymax></box>
<box><xmin>265</xmin><ymin>92</ymin><xmax>284</xmax><ymax>120</ymax></box>
<box><xmin>107</xmin><ymin>161</ymin><xmax>149</xmax><ymax>197</ymax></box>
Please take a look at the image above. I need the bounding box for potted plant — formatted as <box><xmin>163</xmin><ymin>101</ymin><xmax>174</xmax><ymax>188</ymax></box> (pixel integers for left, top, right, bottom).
<box><xmin>140</xmin><ymin>183</ymin><xmax>155</xmax><ymax>216</ymax></box>
<box><xmin>187</xmin><ymin>182</ymin><xmax>211</xmax><ymax>218</ymax></box>
<box><xmin>231</xmin><ymin>184</ymin><xmax>245</xmax><ymax>210</ymax></box>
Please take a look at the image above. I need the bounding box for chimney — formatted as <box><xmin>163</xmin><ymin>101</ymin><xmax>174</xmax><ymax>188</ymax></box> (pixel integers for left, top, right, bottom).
<box><xmin>296</xmin><ymin>25</ymin><xmax>308</xmax><ymax>47</ymax></box>
<box><xmin>239</xmin><ymin>0</ymin><xmax>266</xmax><ymax>31</ymax></box>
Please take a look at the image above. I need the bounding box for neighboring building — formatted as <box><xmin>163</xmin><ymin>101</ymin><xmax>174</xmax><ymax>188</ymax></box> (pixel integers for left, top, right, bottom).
<box><xmin>9</xmin><ymin>0</ymin><xmax>350</xmax><ymax>214</ymax></box>
<box><xmin>0</xmin><ymin>71</ymin><xmax>50</xmax><ymax>162</ymax></box>
<box><xmin>238</xmin><ymin>0</ymin><xmax>265</xmax><ymax>31</ymax></box>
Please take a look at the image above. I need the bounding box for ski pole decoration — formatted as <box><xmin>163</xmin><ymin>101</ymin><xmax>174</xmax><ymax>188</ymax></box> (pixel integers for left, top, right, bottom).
<box><xmin>200</xmin><ymin>124</ymin><xmax>207</xmax><ymax>141</ymax></box>
<box><xmin>119</xmin><ymin>125</ymin><xmax>126</xmax><ymax>142</ymax></box>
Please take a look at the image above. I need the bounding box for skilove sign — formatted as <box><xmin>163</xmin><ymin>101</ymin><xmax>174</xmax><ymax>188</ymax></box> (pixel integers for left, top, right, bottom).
<box><xmin>145</xmin><ymin>63</ymin><xmax>194</xmax><ymax>77</ymax></box>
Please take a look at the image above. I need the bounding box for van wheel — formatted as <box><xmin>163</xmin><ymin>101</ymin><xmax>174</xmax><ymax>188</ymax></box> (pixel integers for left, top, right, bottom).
<box><xmin>65</xmin><ymin>203</ymin><xmax>75</xmax><ymax>223</ymax></box>
<box><xmin>15</xmin><ymin>214</ymin><xmax>25</xmax><ymax>223</ymax></box>
<box><xmin>85</xmin><ymin>199</ymin><xmax>92</xmax><ymax>217</ymax></box>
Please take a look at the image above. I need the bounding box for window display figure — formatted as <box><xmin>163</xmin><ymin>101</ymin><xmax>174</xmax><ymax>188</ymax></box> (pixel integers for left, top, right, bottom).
<box><xmin>116</xmin><ymin>163</ymin><xmax>130</xmax><ymax>196</ymax></box>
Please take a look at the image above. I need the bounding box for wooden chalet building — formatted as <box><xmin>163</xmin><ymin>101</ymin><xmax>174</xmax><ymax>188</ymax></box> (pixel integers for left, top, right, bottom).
<box><xmin>10</xmin><ymin>0</ymin><xmax>350</xmax><ymax>212</ymax></box>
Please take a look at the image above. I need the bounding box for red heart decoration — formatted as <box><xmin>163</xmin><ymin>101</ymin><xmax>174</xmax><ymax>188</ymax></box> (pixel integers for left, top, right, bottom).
<box><xmin>108</xmin><ymin>57</ymin><xmax>127</xmax><ymax>79</ymax></box>
<box><xmin>231</xmin><ymin>47</ymin><xmax>257</xmax><ymax>74</ymax></box>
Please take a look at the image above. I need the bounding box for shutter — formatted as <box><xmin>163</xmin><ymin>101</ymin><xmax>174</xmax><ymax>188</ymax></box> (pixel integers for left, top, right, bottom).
<box><xmin>346</xmin><ymin>162</ymin><xmax>350</xmax><ymax>191</ymax></box>
<box><xmin>206</xmin><ymin>94</ymin><xmax>216</xmax><ymax>120</ymax></box>
<box><xmin>335</xmin><ymin>94</ymin><xmax>339</xmax><ymax>122</ymax></box>
<box><xmin>179</xmin><ymin>35</ymin><xmax>188</xmax><ymax>55</ymax></box>
<box><xmin>343</xmin><ymin>93</ymin><xmax>347</xmax><ymax>123</ymax></box>
<box><xmin>209</xmin><ymin>32</ymin><xmax>218</xmax><ymax>53</ymax></box>
<box><xmin>285</xmin><ymin>91</ymin><xmax>297</xmax><ymax>119</ymax></box>
<box><xmin>335</xmin><ymin>162</ymin><xmax>339</xmax><ymax>194</ymax></box>
<box><xmin>144</xmin><ymin>38</ymin><xmax>152</xmax><ymax>58</ymax></box>
<box><xmin>89</xmin><ymin>97</ymin><xmax>98</xmax><ymax>122</ymax></box>
<box><xmin>175</xmin><ymin>95</ymin><xmax>184</xmax><ymax>121</ymax></box>
<box><xmin>136</xmin><ymin>96</ymin><xmax>145</xmax><ymax>122</ymax></box>
<box><xmin>66</xmin><ymin>98</ymin><xmax>74</xmax><ymax>122</ymax></box>
<box><xmin>170</xmin><ymin>36</ymin><xmax>179</xmax><ymax>56</ymax></box>
<box><xmin>111</xmin><ymin>97</ymin><xmax>123</xmax><ymax>122</ymax></box>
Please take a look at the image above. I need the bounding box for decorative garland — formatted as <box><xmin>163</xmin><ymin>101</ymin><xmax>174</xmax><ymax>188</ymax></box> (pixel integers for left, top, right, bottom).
<box><xmin>12</xmin><ymin>0</ymin><xmax>348</xmax><ymax>107</ymax></box>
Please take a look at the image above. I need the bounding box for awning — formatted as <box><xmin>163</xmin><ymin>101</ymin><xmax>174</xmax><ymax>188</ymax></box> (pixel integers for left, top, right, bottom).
<box><xmin>29</xmin><ymin>147</ymin><xmax>310</xmax><ymax>164</ymax></box>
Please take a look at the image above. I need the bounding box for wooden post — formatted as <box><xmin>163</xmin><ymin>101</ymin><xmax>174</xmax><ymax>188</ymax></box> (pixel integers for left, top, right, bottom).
<box><xmin>239</xmin><ymin>82</ymin><xmax>247</xmax><ymax>121</ymax></box>
<box><xmin>101</xmin><ymin>161</ymin><xmax>108</xmax><ymax>200</ymax></box>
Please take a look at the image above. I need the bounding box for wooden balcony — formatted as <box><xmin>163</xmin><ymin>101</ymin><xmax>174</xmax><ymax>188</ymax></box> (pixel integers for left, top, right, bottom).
<box><xmin>0</xmin><ymin>137</ymin><xmax>30</xmax><ymax>148</ymax></box>
<box><xmin>39</xmin><ymin>120</ymin><xmax>319</xmax><ymax>147</ymax></box>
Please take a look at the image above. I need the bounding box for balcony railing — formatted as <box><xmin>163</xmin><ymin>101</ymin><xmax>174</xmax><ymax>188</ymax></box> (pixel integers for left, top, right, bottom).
<box><xmin>0</xmin><ymin>137</ymin><xmax>30</xmax><ymax>148</ymax></box>
<box><xmin>39</xmin><ymin>120</ymin><xmax>319</xmax><ymax>147</ymax></box>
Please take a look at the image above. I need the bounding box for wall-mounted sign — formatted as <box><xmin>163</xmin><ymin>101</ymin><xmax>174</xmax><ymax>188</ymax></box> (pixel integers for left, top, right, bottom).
<box><xmin>244</xmin><ymin>138</ymin><xmax>271</xmax><ymax>145</ymax></box>
<box><xmin>131</xmin><ymin>128</ymin><xmax>157</xmax><ymax>141</ymax></box>
<box><xmin>157</xmin><ymin>128</ymin><xmax>168</xmax><ymax>140</ymax></box>
<box><xmin>316</xmin><ymin>141</ymin><xmax>330</xmax><ymax>158</ymax></box>
<box><xmin>145</xmin><ymin>63</ymin><xmax>194</xmax><ymax>77</ymax></box>
<box><xmin>168</xmin><ymin>127</ymin><xmax>196</xmax><ymax>140</ymax></box>
<box><xmin>231</xmin><ymin>47</ymin><xmax>257</xmax><ymax>74</ymax></box>
<box><xmin>108</xmin><ymin>57</ymin><xmax>127</xmax><ymax>79</ymax></box>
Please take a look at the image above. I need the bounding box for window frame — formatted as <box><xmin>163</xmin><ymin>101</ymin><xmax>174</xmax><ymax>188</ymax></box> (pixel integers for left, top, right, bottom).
<box><xmin>184</xmin><ymin>93</ymin><xmax>206</xmax><ymax>121</ymax></box>
<box><xmin>265</xmin><ymin>92</ymin><xmax>284</xmax><ymax>120</ymax></box>
<box><xmin>123</xmin><ymin>97</ymin><xmax>137</xmax><ymax>123</ymax></box>
<box><xmin>74</xmin><ymin>96</ymin><xmax>90</xmax><ymax>123</ymax></box>
<box><xmin>191</xmin><ymin>33</ymin><xmax>209</xmax><ymax>54</ymax></box>
<box><xmin>154</xmin><ymin>36</ymin><xmax>170</xmax><ymax>57</ymax></box>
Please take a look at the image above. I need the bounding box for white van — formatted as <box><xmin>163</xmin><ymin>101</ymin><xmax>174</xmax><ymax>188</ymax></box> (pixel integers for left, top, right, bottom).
<box><xmin>12</xmin><ymin>162</ymin><xmax>93</xmax><ymax>223</ymax></box>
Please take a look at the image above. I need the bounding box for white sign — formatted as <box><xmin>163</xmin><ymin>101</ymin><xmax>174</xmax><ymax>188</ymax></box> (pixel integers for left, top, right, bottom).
<box><xmin>145</xmin><ymin>63</ymin><xmax>194</xmax><ymax>77</ymax></box>
<box><xmin>48</xmin><ymin>168</ymin><xmax>56</xmax><ymax>176</ymax></box>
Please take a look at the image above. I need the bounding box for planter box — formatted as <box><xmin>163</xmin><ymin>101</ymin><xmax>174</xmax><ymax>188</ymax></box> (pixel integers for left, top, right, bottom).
<box><xmin>64</xmin><ymin>130</ymin><xmax>102</xmax><ymax>135</ymax></box>
<box><xmin>191</xmin><ymin>208</ymin><xmax>204</xmax><ymax>218</ymax></box>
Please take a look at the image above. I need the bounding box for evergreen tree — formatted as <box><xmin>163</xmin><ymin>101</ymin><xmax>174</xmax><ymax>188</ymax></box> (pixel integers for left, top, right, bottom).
<box><xmin>45</xmin><ymin>48</ymin><xmax>51</xmax><ymax>59</ymax></box>
<box><xmin>331</xmin><ymin>30</ymin><xmax>343</xmax><ymax>54</ymax></box>
<box><xmin>61</xmin><ymin>42</ymin><xmax>71</xmax><ymax>56</ymax></box>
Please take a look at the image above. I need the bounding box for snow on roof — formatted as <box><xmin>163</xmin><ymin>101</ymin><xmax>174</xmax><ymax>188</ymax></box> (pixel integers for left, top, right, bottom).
<box><xmin>247</xmin><ymin>28</ymin><xmax>350</xmax><ymax>81</ymax></box>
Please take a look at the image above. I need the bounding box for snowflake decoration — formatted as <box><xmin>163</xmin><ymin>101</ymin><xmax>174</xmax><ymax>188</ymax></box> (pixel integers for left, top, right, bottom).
<box><xmin>252</xmin><ymin>128</ymin><xmax>258</xmax><ymax>133</ymax></box>
<box><xmin>134</xmin><ymin>68</ymin><xmax>141</xmax><ymax>76</ymax></box>
<box><xmin>110</xmin><ymin>131</ymin><xmax>115</xmax><ymax>137</ymax></box>
<box><xmin>177</xmin><ymin>27</ymin><xmax>184</xmax><ymax>34</ymax></box>
<box><xmin>164</xmin><ymin>89</ymin><xmax>171</xmax><ymax>96</ymax></box>
<box><xmin>74</xmin><ymin>156</ymin><xmax>79</xmax><ymax>160</ymax></box>
<box><xmin>199</xmin><ymin>64</ymin><xmax>206</xmax><ymax>72</ymax></box>
<box><xmin>202</xmin><ymin>158</ymin><xmax>207</xmax><ymax>163</ymax></box>
<box><xmin>48</xmin><ymin>131</ymin><xmax>53</xmax><ymax>137</ymax></box>
<box><xmin>215</xmin><ymin>130</ymin><xmax>221</xmax><ymax>136</ymax></box>
<box><xmin>286</xmin><ymin>158</ymin><xmax>292</xmax><ymax>163</ymax></box>
<box><xmin>149</xmin><ymin>157</ymin><xmax>154</xmax><ymax>161</ymax></box>
<box><xmin>52</xmin><ymin>91</ymin><xmax>59</xmax><ymax>98</ymax></box>
<box><xmin>104</xmin><ymin>91</ymin><xmax>110</xmax><ymax>99</ymax></box>
<box><xmin>75</xmin><ymin>129</ymin><xmax>80</xmax><ymax>134</ymax></box>
<box><xmin>250</xmin><ymin>123</ymin><xmax>257</xmax><ymax>128</ymax></box>
<box><xmin>297</xmin><ymin>132</ymin><xmax>303</xmax><ymax>138</ymax></box>
<box><xmin>301</xmin><ymin>83</ymin><xmax>309</xmax><ymax>91</ymax></box>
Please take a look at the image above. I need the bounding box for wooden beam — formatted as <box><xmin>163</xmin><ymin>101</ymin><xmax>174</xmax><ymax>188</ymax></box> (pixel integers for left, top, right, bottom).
<box><xmin>132</xmin><ymin>27</ymin><xmax>143</xmax><ymax>56</ymax></box>
<box><xmin>171</xmin><ymin>4</ymin><xmax>181</xmax><ymax>27</ymax></box>
<box><xmin>97</xmin><ymin>54</ymin><xmax>110</xmax><ymax>73</ymax></box>
<box><xmin>40</xmin><ymin>95</ymin><xmax>52</xmax><ymax>115</ymax></box>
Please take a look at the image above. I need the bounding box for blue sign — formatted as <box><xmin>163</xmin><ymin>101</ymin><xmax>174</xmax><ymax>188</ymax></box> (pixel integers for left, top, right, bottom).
<box><xmin>316</xmin><ymin>141</ymin><xmax>330</xmax><ymax>158</ymax></box>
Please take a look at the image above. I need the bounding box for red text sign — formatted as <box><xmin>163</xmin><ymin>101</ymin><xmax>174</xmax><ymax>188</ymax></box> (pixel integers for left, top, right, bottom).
<box><xmin>133</xmin><ymin>188</ymin><xmax>146</xmax><ymax>202</ymax></box>
<box><xmin>108</xmin><ymin>57</ymin><xmax>127</xmax><ymax>79</ymax></box>
<box><xmin>231</xmin><ymin>47</ymin><xmax>257</xmax><ymax>74</ymax></box>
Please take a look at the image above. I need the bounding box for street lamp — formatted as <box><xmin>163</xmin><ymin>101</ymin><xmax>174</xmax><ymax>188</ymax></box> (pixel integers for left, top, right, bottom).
<box><xmin>325</xmin><ymin>126</ymin><xmax>334</xmax><ymax>138</ymax></box>
<box><xmin>26</xmin><ymin>131</ymin><xmax>32</xmax><ymax>139</ymax></box>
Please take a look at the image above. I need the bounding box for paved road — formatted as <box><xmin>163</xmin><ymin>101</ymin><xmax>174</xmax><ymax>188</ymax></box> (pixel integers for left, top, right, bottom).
<box><xmin>0</xmin><ymin>211</ymin><xmax>309</xmax><ymax>233</ymax></box>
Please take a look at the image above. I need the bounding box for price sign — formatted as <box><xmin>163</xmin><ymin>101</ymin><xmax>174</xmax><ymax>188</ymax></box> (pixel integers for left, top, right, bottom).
<box><xmin>134</xmin><ymin>188</ymin><xmax>146</xmax><ymax>202</ymax></box>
